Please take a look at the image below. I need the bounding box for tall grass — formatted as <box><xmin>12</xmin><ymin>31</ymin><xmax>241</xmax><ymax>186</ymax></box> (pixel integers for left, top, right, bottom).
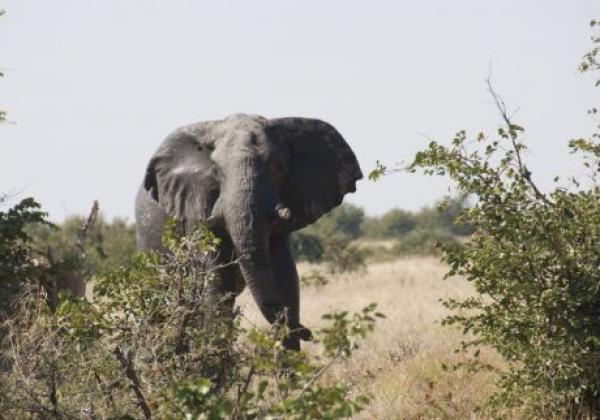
<box><xmin>238</xmin><ymin>256</ymin><xmax>506</xmax><ymax>418</ymax></box>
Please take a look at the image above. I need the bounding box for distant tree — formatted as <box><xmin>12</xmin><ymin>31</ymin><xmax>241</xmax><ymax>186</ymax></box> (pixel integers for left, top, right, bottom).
<box><xmin>292</xmin><ymin>203</ymin><xmax>368</xmax><ymax>272</ymax></box>
<box><xmin>291</xmin><ymin>231</ymin><xmax>324</xmax><ymax>263</ymax></box>
<box><xmin>392</xmin><ymin>227</ymin><xmax>458</xmax><ymax>256</ymax></box>
<box><xmin>362</xmin><ymin>208</ymin><xmax>416</xmax><ymax>238</ymax></box>
<box><xmin>412</xmin><ymin>196</ymin><xmax>474</xmax><ymax>236</ymax></box>
<box><xmin>361</xmin><ymin>196</ymin><xmax>472</xmax><ymax>241</ymax></box>
<box><xmin>27</xmin><ymin>214</ymin><xmax>137</xmax><ymax>275</ymax></box>
<box><xmin>303</xmin><ymin>203</ymin><xmax>365</xmax><ymax>240</ymax></box>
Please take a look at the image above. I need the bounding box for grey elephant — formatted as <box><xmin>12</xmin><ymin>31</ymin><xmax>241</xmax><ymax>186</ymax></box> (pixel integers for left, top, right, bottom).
<box><xmin>135</xmin><ymin>114</ymin><xmax>362</xmax><ymax>350</ymax></box>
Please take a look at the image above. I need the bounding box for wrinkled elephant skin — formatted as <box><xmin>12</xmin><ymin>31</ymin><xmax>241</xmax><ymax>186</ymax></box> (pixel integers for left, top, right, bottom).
<box><xmin>135</xmin><ymin>114</ymin><xmax>362</xmax><ymax>350</ymax></box>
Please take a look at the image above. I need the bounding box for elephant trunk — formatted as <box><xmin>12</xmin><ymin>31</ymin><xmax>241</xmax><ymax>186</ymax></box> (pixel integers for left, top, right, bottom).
<box><xmin>221</xmin><ymin>181</ymin><xmax>284</xmax><ymax>325</ymax></box>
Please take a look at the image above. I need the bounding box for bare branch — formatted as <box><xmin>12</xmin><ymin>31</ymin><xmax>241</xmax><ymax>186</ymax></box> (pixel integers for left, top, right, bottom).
<box><xmin>114</xmin><ymin>347</ymin><xmax>152</xmax><ymax>419</ymax></box>
<box><xmin>77</xmin><ymin>200</ymin><xmax>99</xmax><ymax>260</ymax></box>
<box><xmin>485</xmin><ymin>77</ymin><xmax>554</xmax><ymax>207</ymax></box>
<box><xmin>232</xmin><ymin>366</ymin><xmax>255</xmax><ymax>417</ymax></box>
<box><xmin>297</xmin><ymin>349</ymin><xmax>342</xmax><ymax>398</ymax></box>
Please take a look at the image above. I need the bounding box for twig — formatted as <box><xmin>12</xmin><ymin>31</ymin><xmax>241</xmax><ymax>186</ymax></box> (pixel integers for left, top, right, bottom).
<box><xmin>297</xmin><ymin>350</ymin><xmax>342</xmax><ymax>398</ymax></box>
<box><xmin>48</xmin><ymin>358</ymin><xmax>59</xmax><ymax>417</ymax></box>
<box><xmin>94</xmin><ymin>369</ymin><xmax>118</xmax><ymax>412</ymax></box>
<box><xmin>77</xmin><ymin>200</ymin><xmax>99</xmax><ymax>261</ymax></box>
<box><xmin>114</xmin><ymin>347</ymin><xmax>152</xmax><ymax>419</ymax></box>
<box><xmin>485</xmin><ymin>77</ymin><xmax>554</xmax><ymax>207</ymax></box>
<box><xmin>74</xmin><ymin>200</ymin><xmax>99</xmax><ymax>285</ymax></box>
<box><xmin>174</xmin><ymin>307</ymin><xmax>195</xmax><ymax>355</ymax></box>
<box><xmin>0</xmin><ymin>188</ymin><xmax>24</xmax><ymax>206</ymax></box>
<box><xmin>232</xmin><ymin>366</ymin><xmax>255</xmax><ymax>416</ymax></box>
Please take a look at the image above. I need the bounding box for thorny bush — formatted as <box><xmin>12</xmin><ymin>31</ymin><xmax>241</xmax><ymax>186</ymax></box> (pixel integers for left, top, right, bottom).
<box><xmin>0</xmin><ymin>219</ymin><xmax>383</xmax><ymax>419</ymax></box>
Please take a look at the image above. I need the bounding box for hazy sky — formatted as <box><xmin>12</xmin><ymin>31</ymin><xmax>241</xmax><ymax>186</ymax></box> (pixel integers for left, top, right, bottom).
<box><xmin>1</xmin><ymin>1</ymin><xmax>598</xmax><ymax>221</ymax></box>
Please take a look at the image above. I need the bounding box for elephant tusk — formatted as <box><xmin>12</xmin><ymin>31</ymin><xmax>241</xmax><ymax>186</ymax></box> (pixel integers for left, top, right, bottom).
<box><xmin>276</xmin><ymin>206</ymin><xmax>292</xmax><ymax>220</ymax></box>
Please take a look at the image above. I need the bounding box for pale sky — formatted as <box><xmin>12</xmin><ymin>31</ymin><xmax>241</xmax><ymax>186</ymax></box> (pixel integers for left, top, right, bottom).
<box><xmin>1</xmin><ymin>1</ymin><xmax>598</xmax><ymax>221</ymax></box>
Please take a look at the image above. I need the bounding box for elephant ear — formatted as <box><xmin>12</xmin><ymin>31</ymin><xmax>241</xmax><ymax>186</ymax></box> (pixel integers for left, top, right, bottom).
<box><xmin>143</xmin><ymin>123</ymin><xmax>220</xmax><ymax>227</ymax></box>
<box><xmin>268</xmin><ymin>117</ymin><xmax>363</xmax><ymax>231</ymax></box>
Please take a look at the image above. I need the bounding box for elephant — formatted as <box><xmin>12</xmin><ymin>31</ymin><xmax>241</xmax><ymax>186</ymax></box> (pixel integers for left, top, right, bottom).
<box><xmin>135</xmin><ymin>114</ymin><xmax>362</xmax><ymax>350</ymax></box>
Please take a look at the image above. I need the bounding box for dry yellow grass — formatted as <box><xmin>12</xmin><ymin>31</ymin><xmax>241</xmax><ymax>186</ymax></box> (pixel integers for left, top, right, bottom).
<box><xmin>237</xmin><ymin>256</ymin><xmax>505</xmax><ymax>419</ymax></box>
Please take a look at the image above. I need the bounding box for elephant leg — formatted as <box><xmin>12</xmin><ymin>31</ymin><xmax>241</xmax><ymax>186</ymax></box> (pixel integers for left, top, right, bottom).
<box><xmin>269</xmin><ymin>233</ymin><xmax>312</xmax><ymax>350</ymax></box>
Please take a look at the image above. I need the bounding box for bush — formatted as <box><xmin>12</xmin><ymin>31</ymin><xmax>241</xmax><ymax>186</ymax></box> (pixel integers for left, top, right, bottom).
<box><xmin>0</xmin><ymin>220</ymin><xmax>383</xmax><ymax>418</ymax></box>
<box><xmin>291</xmin><ymin>231</ymin><xmax>324</xmax><ymax>263</ymax></box>
<box><xmin>363</xmin><ymin>208</ymin><xmax>417</xmax><ymax>238</ymax></box>
<box><xmin>0</xmin><ymin>197</ymin><xmax>50</xmax><ymax>320</ymax></box>
<box><xmin>27</xmin><ymin>214</ymin><xmax>137</xmax><ymax>275</ymax></box>
<box><xmin>293</xmin><ymin>203</ymin><xmax>369</xmax><ymax>273</ymax></box>
<box><xmin>413</xmin><ymin>196</ymin><xmax>474</xmax><ymax>237</ymax></box>
<box><xmin>361</xmin><ymin>197</ymin><xmax>473</xmax><ymax>242</ymax></box>
<box><xmin>392</xmin><ymin>228</ymin><xmax>460</xmax><ymax>256</ymax></box>
<box><xmin>322</xmin><ymin>235</ymin><xmax>369</xmax><ymax>275</ymax></box>
<box><xmin>303</xmin><ymin>203</ymin><xmax>365</xmax><ymax>240</ymax></box>
<box><xmin>406</xmin><ymin>26</ymin><xmax>600</xmax><ymax>415</ymax></box>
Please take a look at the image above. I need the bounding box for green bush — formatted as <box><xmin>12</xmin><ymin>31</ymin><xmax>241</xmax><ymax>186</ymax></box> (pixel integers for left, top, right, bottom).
<box><xmin>413</xmin><ymin>196</ymin><xmax>474</xmax><ymax>236</ymax></box>
<box><xmin>405</xmin><ymin>23</ymin><xmax>600</xmax><ymax>415</ymax></box>
<box><xmin>322</xmin><ymin>235</ymin><xmax>369</xmax><ymax>275</ymax></box>
<box><xmin>291</xmin><ymin>231</ymin><xmax>324</xmax><ymax>263</ymax></box>
<box><xmin>392</xmin><ymin>228</ymin><xmax>459</xmax><ymax>256</ymax></box>
<box><xmin>362</xmin><ymin>208</ymin><xmax>417</xmax><ymax>238</ymax></box>
<box><xmin>361</xmin><ymin>197</ymin><xmax>473</xmax><ymax>244</ymax></box>
<box><xmin>27</xmin><ymin>214</ymin><xmax>137</xmax><ymax>275</ymax></box>
<box><xmin>293</xmin><ymin>203</ymin><xmax>370</xmax><ymax>273</ymax></box>
<box><xmin>0</xmin><ymin>197</ymin><xmax>50</xmax><ymax>320</ymax></box>
<box><xmin>0</xmin><ymin>220</ymin><xmax>383</xmax><ymax>418</ymax></box>
<box><xmin>302</xmin><ymin>202</ymin><xmax>365</xmax><ymax>240</ymax></box>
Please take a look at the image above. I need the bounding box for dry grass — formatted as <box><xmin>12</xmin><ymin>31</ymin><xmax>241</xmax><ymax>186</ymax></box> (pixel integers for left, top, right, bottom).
<box><xmin>237</xmin><ymin>256</ymin><xmax>505</xmax><ymax>419</ymax></box>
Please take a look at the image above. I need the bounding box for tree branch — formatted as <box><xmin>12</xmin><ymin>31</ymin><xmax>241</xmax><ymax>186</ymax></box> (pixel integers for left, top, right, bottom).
<box><xmin>486</xmin><ymin>78</ymin><xmax>554</xmax><ymax>207</ymax></box>
<box><xmin>77</xmin><ymin>200</ymin><xmax>99</xmax><ymax>260</ymax></box>
<box><xmin>114</xmin><ymin>346</ymin><xmax>152</xmax><ymax>419</ymax></box>
<box><xmin>297</xmin><ymin>349</ymin><xmax>342</xmax><ymax>399</ymax></box>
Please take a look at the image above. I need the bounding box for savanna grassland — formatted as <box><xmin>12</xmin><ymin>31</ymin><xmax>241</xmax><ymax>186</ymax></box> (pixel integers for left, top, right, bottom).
<box><xmin>238</xmin><ymin>256</ymin><xmax>505</xmax><ymax>419</ymax></box>
<box><xmin>3</xmin><ymin>17</ymin><xmax>599</xmax><ymax>417</ymax></box>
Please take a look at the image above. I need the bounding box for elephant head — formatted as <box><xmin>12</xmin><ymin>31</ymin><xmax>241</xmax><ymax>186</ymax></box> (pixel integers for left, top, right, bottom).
<box><xmin>139</xmin><ymin>114</ymin><xmax>362</xmax><ymax>348</ymax></box>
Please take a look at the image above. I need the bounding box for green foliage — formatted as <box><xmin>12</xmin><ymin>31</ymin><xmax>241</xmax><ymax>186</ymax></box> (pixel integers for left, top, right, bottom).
<box><xmin>409</xmin><ymin>59</ymin><xmax>600</xmax><ymax>414</ymax></box>
<box><xmin>368</xmin><ymin>160</ymin><xmax>387</xmax><ymax>181</ymax></box>
<box><xmin>415</xmin><ymin>196</ymin><xmax>474</xmax><ymax>236</ymax></box>
<box><xmin>1</xmin><ymin>221</ymin><xmax>381</xmax><ymax>418</ymax></box>
<box><xmin>362</xmin><ymin>208</ymin><xmax>417</xmax><ymax>238</ymax></box>
<box><xmin>362</xmin><ymin>196</ymin><xmax>473</xmax><ymax>241</ymax></box>
<box><xmin>303</xmin><ymin>202</ymin><xmax>365</xmax><ymax>240</ymax></box>
<box><xmin>0</xmin><ymin>197</ymin><xmax>50</xmax><ymax>319</ymax></box>
<box><xmin>291</xmin><ymin>231</ymin><xmax>324</xmax><ymax>263</ymax></box>
<box><xmin>580</xmin><ymin>19</ymin><xmax>600</xmax><ymax>86</ymax></box>
<box><xmin>292</xmin><ymin>203</ymin><xmax>369</xmax><ymax>273</ymax></box>
<box><xmin>167</xmin><ymin>304</ymin><xmax>382</xmax><ymax>419</ymax></box>
<box><xmin>321</xmin><ymin>235</ymin><xmax>369</xmax><ymax>275</ymax></box>
<box><xmin>27</xmin><ymin>214</ymin><xmax>137</xmax><ymax>275</ymax></box>
<box><xmin>393</xmin><ymin>228</ymin><xmax>459</xmax><ymax>256</ymax></box>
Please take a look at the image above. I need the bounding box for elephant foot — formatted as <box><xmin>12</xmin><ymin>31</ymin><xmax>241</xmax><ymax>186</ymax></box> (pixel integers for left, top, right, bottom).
<box><xmin>281</xmin><ymin>324</ymin><xmax>313</xmax><ymax>351</ymax></box>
